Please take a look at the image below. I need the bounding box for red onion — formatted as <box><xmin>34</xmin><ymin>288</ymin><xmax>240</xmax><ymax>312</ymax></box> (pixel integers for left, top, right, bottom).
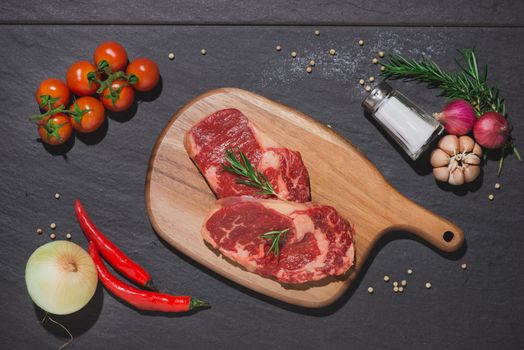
<box><xmin>473</xmin><ymin>112</ymin><xmax>510</xmax><ymax>149</ymax></box>
<box><xmin>433</xmin><ymin>99</ymin><xmax>476</xmax><ymax>135</ymax></box>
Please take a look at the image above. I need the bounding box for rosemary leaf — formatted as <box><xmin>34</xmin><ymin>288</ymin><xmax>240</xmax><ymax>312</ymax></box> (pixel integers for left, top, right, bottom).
<box><xmin>261</xmin><ymin>229</ymin><xmax>289</xmax><ymax>257</ymax></box>
<box><xmin>222</xmin><ymin>147</ymin><xmax>283</xmax><ymax>199</ymax></box>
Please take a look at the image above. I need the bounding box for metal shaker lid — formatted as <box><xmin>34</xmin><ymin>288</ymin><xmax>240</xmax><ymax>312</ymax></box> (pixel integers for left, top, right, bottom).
<box><xmin>361</xmin><ymin>81</ymin><xmax>393</xmax><ymax>112</ymax></box>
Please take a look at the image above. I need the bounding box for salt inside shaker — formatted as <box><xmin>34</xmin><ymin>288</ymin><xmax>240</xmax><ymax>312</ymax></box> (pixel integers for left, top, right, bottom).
<box><xmin>362</xmin><ymin>82</ymin><xmax>443</xmax><ymax>160</ymax></box>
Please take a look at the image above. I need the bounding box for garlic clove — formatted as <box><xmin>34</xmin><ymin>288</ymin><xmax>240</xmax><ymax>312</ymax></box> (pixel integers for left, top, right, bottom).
<box><xmin>438</xmin><ymin>135</ymin><xmax>459</xmax><ymax>156</ymax></box>
<box><xmin>433</xmin><ymin>167</ymin><xmax>450</xmax><ymax>182</ymax></box>
<box><xmin>464</xmin><ymin>153</ymin><xmax>481</xmax><ymax>165</ymax></box>
<box><xmin>459</xmin><ymin>136</ymin><xmax>475</xmax><ymax>153</ymax></box>
<box><xmin>430</xmin><ymin>149</ymin><xmax>451</xmax><ymax>167</ymax></box>
<box><xmin>463</xmin><ymin>165</ymin><xmax>480</xmax><ymax>183</ymax></box>
<box><xmin>472</xmin><ymin>143</ymin><xmax>483</xmax><ymax>157</ymax></box>
<box><xmin>448</xmin><ymin>167</ymin><xmax>465</xmax><ymax>186</ymax></box>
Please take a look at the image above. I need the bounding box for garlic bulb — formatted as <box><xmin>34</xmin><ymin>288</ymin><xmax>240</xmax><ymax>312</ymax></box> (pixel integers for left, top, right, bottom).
<box><xmin>430</xmin><ymin>135</ymin><xmax>482</xmax><ymax>185</ymax></box>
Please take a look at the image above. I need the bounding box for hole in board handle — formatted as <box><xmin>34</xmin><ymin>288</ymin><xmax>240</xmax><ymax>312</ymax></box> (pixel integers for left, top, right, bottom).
<box><xmin>443</xmin><ymin>231</ymin><xmax>454</xmax><ymax>242</ymax></box>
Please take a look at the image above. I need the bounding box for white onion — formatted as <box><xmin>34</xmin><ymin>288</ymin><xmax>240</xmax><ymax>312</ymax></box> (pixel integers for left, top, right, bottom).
<box><xmin>25</xmin><ymin>241</ymin><xmax>98</xmax><ymax>315</ymax></box>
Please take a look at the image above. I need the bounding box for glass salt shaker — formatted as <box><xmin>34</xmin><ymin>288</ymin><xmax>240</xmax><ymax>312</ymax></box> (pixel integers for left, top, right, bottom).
<box><xmin>362</xmin><ymin>82</ymin><xmax>443</xmax><ymax>160</ymax></box>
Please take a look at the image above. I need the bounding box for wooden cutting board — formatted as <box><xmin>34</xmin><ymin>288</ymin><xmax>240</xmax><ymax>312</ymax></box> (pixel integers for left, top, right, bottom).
<box><xmin>145</xmin><ymin>88</ymin><xmax>464</xmax><ymax>308</ymax></box>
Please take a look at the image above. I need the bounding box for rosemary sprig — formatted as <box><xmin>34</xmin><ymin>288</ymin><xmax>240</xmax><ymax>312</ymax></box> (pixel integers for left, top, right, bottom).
<box><xmin>222</xmin><ymin>148</ymin><xmax>284</xmax><ymax>200</ymax></box>
<box><xmin>261</xmin><ymin>229</ymin><xmax>289</xmax><ymax>257</ymax></box>
<box><xmin>381</xmin><ymin>49</ymin><xmax>520</xmax><ymax>176</ymax></box>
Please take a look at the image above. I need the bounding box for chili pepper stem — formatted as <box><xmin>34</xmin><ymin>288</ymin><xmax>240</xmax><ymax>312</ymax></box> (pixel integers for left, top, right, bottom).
<box><xmin>190</xmin><ymin>298</ymin><xmax>211</xmax><ymax>310</ymax></box>
<box><xmin>144</xmin><ymin>280</ymin><xmax>159</xmax><ymax>292</ymax></box>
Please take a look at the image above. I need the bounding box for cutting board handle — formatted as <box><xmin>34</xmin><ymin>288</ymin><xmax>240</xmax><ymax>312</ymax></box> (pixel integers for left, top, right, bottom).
<box><xmin>386</xmin><ymin>193</ymin><xmax>464</xmax><ymax>253</ymax></box>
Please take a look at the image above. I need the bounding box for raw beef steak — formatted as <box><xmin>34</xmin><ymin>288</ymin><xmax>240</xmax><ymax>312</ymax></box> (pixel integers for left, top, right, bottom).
<box><xmin>184</xmin><ymin>108</ymin><xmax>311</xmax><ymax>202</ymax></box>
<box><xmin>202</xmin><ymin>196</ymin><xmax>355</xmax><ymax>284</ymax></box>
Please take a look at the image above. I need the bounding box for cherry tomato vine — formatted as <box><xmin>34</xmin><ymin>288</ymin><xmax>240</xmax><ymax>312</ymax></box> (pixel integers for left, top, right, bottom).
<box><xmin>31</xmin><ymin>41</ymin><xmax>160</xmax><ymax>147</ymax></box>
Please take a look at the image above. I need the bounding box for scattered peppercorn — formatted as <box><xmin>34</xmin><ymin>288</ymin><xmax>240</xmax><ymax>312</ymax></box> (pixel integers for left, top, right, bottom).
<box><xmin>200</xmin><ymin>49</ymin><xmax>207</xmax><ymax>55</ymax></box>
<box><xmin>383</xmin><ymin>275</ymin><xmax>390</xmax><ymax>282</ymax></box>
<box><xmin>367</xmin><ymin>287</ymin><xmax>374</xmax><ymax>294</ymax></box>
<box><xmin>168</xmin><ymin>52</ymin><xmax>175</xmax><ymax>60</ymax></box>
<box><xmin>36</xmin><ymin>228</ymin><xmax>43</xmax><ymax>235</ymax></box>
<box><xmin>488</xmin><ymin>194</ymin><xmax>494</xmax><ymax>201</ymax></box>
<box><xmin>393</xmin><ymin>281</ymin><xmax>398</xmax><ymax>287</ymax></box>
<box><xmin>66</xmin><ymin>233</ymin><xmax>72</xmax><ymax>240</ymax></box>
<box><xmin>461</xmin><ymin>263</ymin><xmax>467</xmax><ymax>270</ymax></box>
<box><xmin>54</xmin><ymin>193</ymin><xmax>60</xmax><ymax>199</ymax></box>
<box><xmin>393</xmin><ymin>286</ymin><xmax>399</xmax><ymax>293</ymax></box>
<box><xmin>398</xmin><ymin>286</ymin><xmax>404</xmax><ymax>293</ymax></box>
<box><xmin>425</xmin><ymin>282</ymin><xmax>432</xmax><ymax>289</ymax></box>
<box><xmin>365</xmin><ymin>85</ymin><xmax>371</xmax><ymax>92</ymax></box>
<box><xmin>369</xmin><ymin>76</ymin><xmax>375</xmax><ymax>82</ymax></box>
<box><xmin>407</xmin><ymin>269</ymin><xmax>413</xmax><ymax>275</ymax></box>
<box><xmin>401</xmin><ymin>280</ymin><xmax>407</xmax><ymax>287</ymax></box>
<box><xmin>358</xmin><ymin>40</ymin><xmax>364</xmax><ymax>46</ymax></box>
<box><xmin>359</xmin><ymin>79</ymin><xmax>365</xmax><ymax>85</ymax></box>
<box><xmin>50</xmin><ymin>233</ymin><xmax>56</xmax><ymax>240</ymax></box>
<box><xmin>329</xmin><ymin>49</ymin><xmax>336</xmax><ymax>56</ymax></box>
<box><xmin>326</xmin><ymin>124</ymin><xmax>332</xmax><ymax>129</ymax></box>
<box><xmin>372</xmin><ymin>58</ymin><xmax>379</xmax><ymax>64</ymax></box>
<box><xmin>314</xmin><ymin>30</ymin><xmax>320</xmax><ymax>36</ymax></box>
<box><xmin>309</xmin><ymin>60</ymin><xmax>315</xmax><ymax>67</ymax></box>
<box><xmin>291</xmin><ymin>51</ymin><xmax>297</xmax><ymax>58</ymax></box>
<box><xmin>276</xmin><ymin>45</ymin><xmax>282</xmax><ymax>52</ymax></box>
<box><xmin>306</xmin><ymin>66</ymin><xmax>312</xmax><ymax>74</ymax></box>
<box><xmin>494</xmin><ymin>183</ymin><xmax>501</xmax><ymax>190</ymax></box>
<box><xmin>50</xmin><ymin>223</ymin><xmax>57</xmax><ymax>230</ymax></box>
<box><xmin>378</xmin><ymin>51</ymin><xmax>385</xmax><ymax>58</ymax></box>
<box><xmin>380</xmin><ymin>66</ymin><xmax>386</xmax><ymax>72</ymax></box>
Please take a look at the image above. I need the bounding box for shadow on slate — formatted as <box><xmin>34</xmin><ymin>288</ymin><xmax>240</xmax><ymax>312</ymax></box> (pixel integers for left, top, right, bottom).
<box><xmin>76</xmin><ymin>117</ymin><xmax>109</xmax><ymax>145</ymax></box>
<box><xmin>33</xmin><ymin>282</ymin><xmax>104</xmax><ymax>338</ymax></box>
<box><xmin>154</xmin><ymin>226</ymin><xmax>466</xmax><ymax>317</ymax></box>
<box><xmin>135</xmin><ymin>75</ymin><xmax>163</xmax><ymax>102</ymax></box>
<box><xmin>40</xmin><ymin>134</ymin><xmax>75</xmax><ymax>158</ymax></box>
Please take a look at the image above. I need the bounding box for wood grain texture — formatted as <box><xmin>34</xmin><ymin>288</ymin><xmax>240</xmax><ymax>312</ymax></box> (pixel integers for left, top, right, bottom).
<box><xmin>145</xmin><ymin>88</ymin><xmax>464</xmax><ymax>307</ymax></box>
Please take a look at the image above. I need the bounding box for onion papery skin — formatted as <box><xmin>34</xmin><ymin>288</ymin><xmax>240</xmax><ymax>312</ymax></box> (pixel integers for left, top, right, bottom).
<box><xmin>434</xmin><ymin>100</ymin><xmax>476</xmax><ymax>135</ymax></box>
<box><xmin>25</xmin><ymin>241</ymin><xmax>98</xmax><ymax>315</ymax></box>
<box><xmin>473</xmin><ymin>112</ymin><xmax>510</xmax><ymax>149</ymax></box>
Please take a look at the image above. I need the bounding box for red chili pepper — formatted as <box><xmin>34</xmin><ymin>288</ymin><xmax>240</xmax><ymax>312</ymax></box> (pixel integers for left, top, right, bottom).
<box><xmin>89</xmin><ymin>242</ymin><xmax>209</xmax><ymax>312</ymax></box>
<box><xmin>75</xmin><ymin>199</ymin><xmax>156</xmax><ymax>290</ymax></box>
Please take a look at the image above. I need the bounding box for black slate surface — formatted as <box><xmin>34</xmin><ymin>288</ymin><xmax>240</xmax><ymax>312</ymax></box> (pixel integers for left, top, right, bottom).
<box><xmin>1</xmin><ymin>12</ymin><xmax>524</xmax><ymax>350</ymax></box>
<box><xmin>2</xmin><ymin>0</ymin><xmax>524</xmax><ymax>26</ymax></box>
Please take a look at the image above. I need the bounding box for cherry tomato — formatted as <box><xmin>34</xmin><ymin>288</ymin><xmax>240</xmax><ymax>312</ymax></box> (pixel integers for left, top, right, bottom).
<box><xmin>70</xmin><ymin>96</ymin><xmax>106</xmax><ymax>133</ymax></box>
<box><xmin>38</xmin><ymin>113</ymin><xmax>73</xmax><ymax>146</ymax></box>
<box><xmin>126</xmin><ymin>58</ymin><xmax>160</xmax><ymax>92</ymax></box>
<box><xmin>66</xmin><ymin>61</ymin><xmax>99</xmax><ymax>96</ymax></box>
<box><xmin>100</xmin><ymin>80</ymin><xmax>135</xmax><ymax>112</ymax></box>
<box><xmin>35</xmin><ymin>78</ymin><xmax>70</xmax><ymax>110</ymax></box>
<box><xmin>94</xmin><ymin>41</ymin><xmax>128</xmax><ymax>72</ymax></box>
